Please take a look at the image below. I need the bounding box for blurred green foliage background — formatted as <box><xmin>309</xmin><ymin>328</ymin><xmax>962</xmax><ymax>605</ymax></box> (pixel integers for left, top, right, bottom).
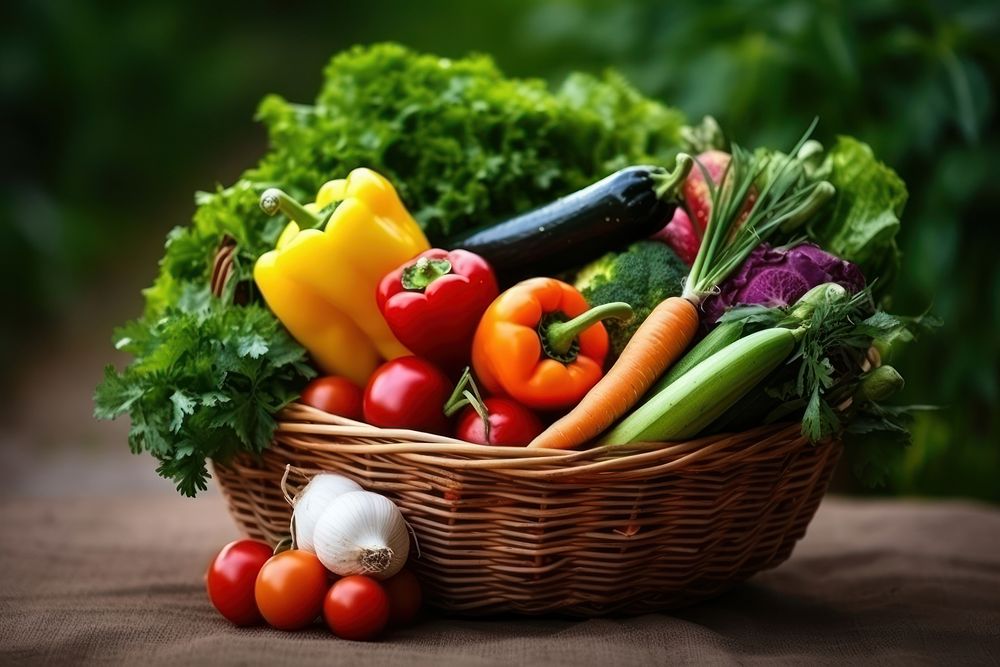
<box><xmin>4</xmin><ymin>0</ymin><xmax>998</xmax><ymax>500</ymax></box>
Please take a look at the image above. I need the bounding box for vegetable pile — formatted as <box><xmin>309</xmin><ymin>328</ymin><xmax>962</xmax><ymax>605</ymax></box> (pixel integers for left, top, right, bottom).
<box><xmin>206</xmin><ymin>475</ymin><xmax>421</xmax><ymax>640</ymax></box>
<box><xmin>94</xmin><ymin>43</ymin><xmax>685</xmax><ymax>496</ymax></box>
<box><xmin>96</xmin><ymin>43</ymin><xmax>931</xmax><ymax>495</ymax></box>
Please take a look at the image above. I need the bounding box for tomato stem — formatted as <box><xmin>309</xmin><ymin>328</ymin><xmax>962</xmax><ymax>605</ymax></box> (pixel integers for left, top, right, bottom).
<box><xmin>442</xmin><ymin>367</ymin><xmax>490</xmax><ymax>441</ymax></box>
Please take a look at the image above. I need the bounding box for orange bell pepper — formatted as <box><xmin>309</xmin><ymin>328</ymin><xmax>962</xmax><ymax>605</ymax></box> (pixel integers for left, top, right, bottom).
<box><xmin>471</xmin><ymin>278</ymin><xmax>632</xmax><ymax>411</ymax></box>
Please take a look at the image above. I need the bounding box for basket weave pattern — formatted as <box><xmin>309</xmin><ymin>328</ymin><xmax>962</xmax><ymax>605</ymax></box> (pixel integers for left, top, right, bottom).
<box><xmin>214</xmin><ymin>403</ymin><xmax>841</xmax><ymax>616</ymax></box>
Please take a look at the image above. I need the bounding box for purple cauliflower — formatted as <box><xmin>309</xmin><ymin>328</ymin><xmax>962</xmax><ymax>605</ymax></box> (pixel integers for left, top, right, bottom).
<box><xmin>701</xmin><ymin>243</ymin><xmax>865</xmax><ymax>328</ymax></box>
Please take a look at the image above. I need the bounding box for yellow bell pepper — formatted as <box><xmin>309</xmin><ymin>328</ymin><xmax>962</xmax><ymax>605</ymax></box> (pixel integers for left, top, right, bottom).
<box><xmin>254</xmin><ymin>168</ymin><xmax>430</xmax><ymax>386</ymax></box>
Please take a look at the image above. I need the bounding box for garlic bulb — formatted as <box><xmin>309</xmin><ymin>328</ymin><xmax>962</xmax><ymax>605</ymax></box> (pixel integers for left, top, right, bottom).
<box><xmin>292</xmin><ymin>473</ymin><xmax>362</xmax><ymax>553</ymax></box>
<box><xmin>313</xmin><ymin>490</ymin><xmax>410</xmax><ymax>580</ymax></box>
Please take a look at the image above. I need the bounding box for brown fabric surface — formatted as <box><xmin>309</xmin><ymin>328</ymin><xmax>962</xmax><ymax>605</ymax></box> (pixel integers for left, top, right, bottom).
<box><xmin>1</xmin><ymin>494</ymin><xmax>998</xmax><ymax>666</ymax></box>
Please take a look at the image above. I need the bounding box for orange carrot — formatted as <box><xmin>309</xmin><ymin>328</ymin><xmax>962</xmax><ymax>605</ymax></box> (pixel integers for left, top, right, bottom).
<box><xmin>528</xmin><ymin>296</ymin><xmax>700</xmax><ymax>450</ymax></box>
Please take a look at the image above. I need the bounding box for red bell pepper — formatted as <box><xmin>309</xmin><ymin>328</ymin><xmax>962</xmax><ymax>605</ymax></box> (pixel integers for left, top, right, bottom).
<box><xmin>377</xmin><ymin>249</ymin><xmax>499</xmax><ymax>373</ymax></box>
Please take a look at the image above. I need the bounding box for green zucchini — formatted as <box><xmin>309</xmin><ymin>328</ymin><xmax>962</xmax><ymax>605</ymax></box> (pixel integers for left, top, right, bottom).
<box><xmin>600</xmin><ymin>326</ymin><xmax>801</xmax><ymax>445</ymax></box>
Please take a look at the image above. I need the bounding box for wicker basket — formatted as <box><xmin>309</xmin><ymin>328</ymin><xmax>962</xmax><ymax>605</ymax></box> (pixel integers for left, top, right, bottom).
<box><xmin>209</xmin><ymin>238</ymin><xmax>843</xmax><ymax>616</ymax></box>
<box><xmin>214</xmin><ymin>404</ymin><xmax>841</xmax><ymax>616</ymax></box>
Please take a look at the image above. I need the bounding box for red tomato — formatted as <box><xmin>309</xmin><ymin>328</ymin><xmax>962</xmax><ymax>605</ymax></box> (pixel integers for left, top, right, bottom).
<box><xmin>323</xmin><ymin>575</ymin><xmax>390</xmax><ymax>641</ymax></box>
<box><xmin>382</xmin><ymin>568</ymin><xmax>422</xmax><ymax>626</ymax></box>
<box><xmin>363</xmin><ymin>357</ymin><xmax>453</xmax><ymax>434</ymax></box>
<box><xmin>206</xmin><ymin>539</ymin><xmax>273</xmax><ymax>626</ymax></box>
<box><xmin>455</xmin><ymin>397</ymin><xmax>544</xmax><ymax>446</ymax></box>
<box><xmin>300</xmin><ymin>376</ymin><xmax>364</xmax><ymax>420</ymax></box>
<box><xmin>254</xmin><ymin>550</ymin><xmax>330</xmax><ymax>631</ymax></box>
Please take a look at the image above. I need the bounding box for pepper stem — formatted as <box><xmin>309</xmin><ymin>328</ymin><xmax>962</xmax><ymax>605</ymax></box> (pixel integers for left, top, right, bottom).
<box><xmin>402</xmin><ymin>257</ymin><xmax>452</xmax><ymax>291</ymax></box>
<box><xmin>544</xmin><ymin>302</ymin><xmax>633</xmax><ymax>358</ymax></box>
<box><xmin>650</xmin><ymin>153</ymin><xmax>694</xmax><ymax>199</ymax></box>
<box><xmin>260</xmin><ymin>188</ymin><xmax>322</xmax><ymax>228</ymax></box>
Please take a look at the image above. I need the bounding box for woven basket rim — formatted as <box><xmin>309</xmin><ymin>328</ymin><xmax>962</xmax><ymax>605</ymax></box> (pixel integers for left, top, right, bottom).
<box><xmin>276</xmin><ymin>402</ymin><xmax>808</xmax><ymax>478</ymax></box>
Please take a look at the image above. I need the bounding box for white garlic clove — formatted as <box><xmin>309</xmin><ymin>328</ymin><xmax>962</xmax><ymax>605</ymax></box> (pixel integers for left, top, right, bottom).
<box><xmin>292</xmin><ymin>473</ymin><xmax>362</xmax><ymax>553</ymax></box>
<box><xmin>313</xmin><ymin>490</ymin><xmax>410</xmax><ymax>580</ymax></box>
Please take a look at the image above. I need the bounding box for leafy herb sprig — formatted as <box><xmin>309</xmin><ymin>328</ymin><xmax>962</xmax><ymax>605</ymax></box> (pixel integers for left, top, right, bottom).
<box><xmin>94</xmin><ymin>289</ymin><xmax>315</xmax><ymax>496</ymax></box>
<box><xmin>718</xmin><ymin>289</ymin><xmax>938</xmax><ymax>485</ymax></box>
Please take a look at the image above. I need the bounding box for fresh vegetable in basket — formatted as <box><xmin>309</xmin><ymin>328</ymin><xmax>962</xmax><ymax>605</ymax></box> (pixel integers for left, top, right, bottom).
<box><xmin>254</xmin><ymin>169</ymin><xmax>430</xmax><ymax>386</ymax></box>
<box><xmin>601</xmin><ymin>326</ymin><xmax>805</xmax><ymax>445</ymax></box>
<box><xmin>655</xmin><ymin>147</ymin><xmax>758</xmax><ymax>264</ymax></box>
<box><xmin>363</xmin><ymin>357</ymin><xmax>454</xmax><ymax>434</ymax></box>
<box><xmin>471</xmin><ymin>278</ymin><xmax>632</xmax><ymax>411</ymax></box>
<box><xmin>377</xmin><ymin>249</ymin><xmax>499</xmax><ymax>374</ymax></box>
<box><xmin>602</xmin><ymin>281</ymin><xmax>927</xmax><ymax>447</ymax></box>
<box><xmin>699</xmin><ymin>242</ymin><xmax>865</xmax><ymax>329</ymax></box>
<box><xmin>800</xmin><ymin>137</ymin><xmax>909</xmax><ymax>297</ymax></box>
<box><xmin>529</xmin><ymin>295</ymin><xmax>699</xmax><ymax>449</ymax></box>
<box><xmin>94</xmin><ymin>301</ymin><xmax>315</xmax><ymax>497</ymax></box>
<box><xmin>654</xmin><ymin>208</ymin><xmax>700</xmax><ymax>265</ymax></box>
<box><xmin>574</xmin><ymin>240</ymin><xmax>689</xmax><ymax>359</ymax></box>
<box><xmin>447</xmin><ymin>157</ymin><xmax>692</xmax><ymax>282</ymax></box>
<box><xmin>300</xmin><ymin>376</ymin><xmax>364</xmax><ymax>421</ymax></box>
<box><xmin>455</xmin><ymin>397</ymin><xmax>544</xmax><ymax>447</ymax></box>
<box><xmin>685</xmin><ymin>150</ymin><xmax>759</xmax><ymax>237</ymax></box>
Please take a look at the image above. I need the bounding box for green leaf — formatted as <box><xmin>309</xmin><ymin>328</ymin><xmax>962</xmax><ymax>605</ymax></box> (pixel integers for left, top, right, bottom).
<box><xmin>93</xmin><ymin>366</ymin><xmax>144</xmax><ymax>419</ymax></box>
<box><xmin>802</xmin><ymin>387</ymin><xmax>824</xmax><ymax>441</ymax></box>
<box><xmin>169</xmin><ymin>390</ymin><xmax>196</xmax><ymax>432</ymax></box>
<box><xmin>237</xmin><ymin>334</ymin><xmax>269</xmax><ymax>359</ymax></box>
<box><xmin>806</xmin><ymin>137</ymin><xmax>908</xmax><ymax>300</ymax></box>
<box><xmin>859</xmin><ymin>311</ymin><xmax>900</xmax><ymax>332</ymax></box>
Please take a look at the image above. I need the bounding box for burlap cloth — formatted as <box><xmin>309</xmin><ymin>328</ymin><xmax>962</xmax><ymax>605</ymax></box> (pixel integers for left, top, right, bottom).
<box><xmin>1</xmin><ymin>494</ymin><xmax>998</xmax><ymax>666</ymax></box>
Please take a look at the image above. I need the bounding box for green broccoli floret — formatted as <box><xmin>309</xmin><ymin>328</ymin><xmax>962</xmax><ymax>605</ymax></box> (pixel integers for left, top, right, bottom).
<box><xmin>574</xmin><ymin>241</ymin><xmax>688</xmax><ymax>359</ymax></box>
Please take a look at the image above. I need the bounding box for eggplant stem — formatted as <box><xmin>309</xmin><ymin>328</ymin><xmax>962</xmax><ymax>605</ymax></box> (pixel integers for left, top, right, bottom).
<box><xmin>651</xmin><ymin>153</ymin><xmax>694</xmax><ymax>199</ymax></box>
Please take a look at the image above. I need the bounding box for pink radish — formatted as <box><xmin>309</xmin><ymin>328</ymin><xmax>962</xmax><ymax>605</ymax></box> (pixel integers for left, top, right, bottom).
<box><xmin>653</xmin><ymin>150</ymin><xmax>759</xmax><ymax>264</ymax></box>
<box><xmin>685</xmin><ymin>150</ymin><xmax>758</xmax><ymax>237</ymax></box>
<box><xmin>653</xmin><ymin>208</ymin><xmax>700</xmax><ymax>265</ymax></box>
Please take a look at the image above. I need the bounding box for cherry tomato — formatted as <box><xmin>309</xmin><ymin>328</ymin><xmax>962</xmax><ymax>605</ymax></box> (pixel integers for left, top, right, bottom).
<box><xmin>323</xmin><ymin>575</ymin><xmax>390</xmax><ymax>641</ymax></box>
<box><xmin>254</xmin><ymin>549</ymin><xmax>330</xmax><ymax>631</ymax></box>
<box><xmin>382</xmin><ymin>568</ymin><xmax>422</xmax><ymax>626</ymax></box>
<box><xmin>206</xmin><ymin>539</ymin><xmax>273</xmax><ymax>626</ymax></box>
<box><xmin>300</xmin><ymin>376</ymin><xmax>364</xmax><ymax>420</ymax></box>
<box><xmin>363</xmin><ymin>357</ymin><xmax>453</xmax><ymax>434</ymax></box>
<box><xmin>455</xmin><ymin>397</ymin><xmax>544</xmax><ymax>446</ymax></box>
